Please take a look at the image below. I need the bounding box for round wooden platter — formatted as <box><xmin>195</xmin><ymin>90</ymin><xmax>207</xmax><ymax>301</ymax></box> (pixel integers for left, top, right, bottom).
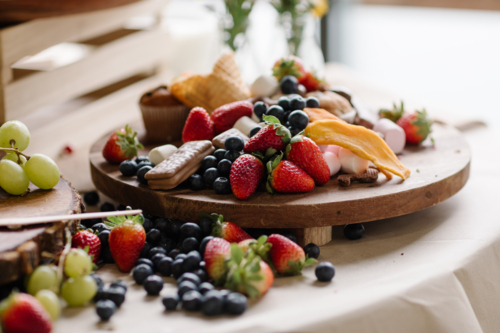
<box><xmin>0</xmin><ymin>178</ymin><xmax>84</xmax><ymax>285</ymax></box>
<box><xmin>90</xmin><ymin>122</ymin><xmax>470</xmax><ymax>245</ymax></box>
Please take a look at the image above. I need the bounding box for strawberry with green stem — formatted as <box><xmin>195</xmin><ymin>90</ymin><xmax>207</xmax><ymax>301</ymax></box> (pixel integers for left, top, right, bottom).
<box><xmin>0</xmin><ymin>292</ymin><xmax>52</xmax><ymax>333</ymax></box>
<box><xmin>204</xmin><ymin>237</ymin><xmax>231</xmax><ymax>285</ymax></box>
<box><xmin>267</xmin><ymin>234</ymin><xmax>316</xmax><ymax>275</ymax></box>
<box><xmin>202</xmin><ymin>213</ymin><xmax>253</xmax><ymax>243</ymax></box>
<box><xmin>266</xmin><ymin>153</ymin><xmax>315</xmax><ymax>194</ymax></box>
<box><xmin>286</xmin><ymin>135</ymin><xmax>330</xmax><ymax>186</ymax></box>
<box><xmin>378</xmin><ymin>101</ymin><xmax>405</xmax><ymax>123</ymax></box>
<box><xmin>230</xmin><ymin>154</ymin><xmax>265</xmax><ymax>200</ymax></box>
<box><xmin>243</xmin><ymin>116</ymin><xmax>291</xmax><ymax>155</ymax></box>
<box><xmin>102</xmin><ymin>125</ymin><xmax>143</xmax><ymax>164</ymax></box>
<box><xmin>272</xmin><ymin>55</ymin><xmax>307</xmax><ymax>83</ymax></box>
<box><xmin>396</xmin><ymin>108</ymin><xmax>433</xmax><ymax>145</ymax></box>
<box><xmin>238</xmin><ymin>235</ymin><xmax>275</xmax><ymax>273</ymax></box>
<box><xmin>71</xmin><ymin>230</ymin><xmax>101</xmax><ymax>264</ymax></box>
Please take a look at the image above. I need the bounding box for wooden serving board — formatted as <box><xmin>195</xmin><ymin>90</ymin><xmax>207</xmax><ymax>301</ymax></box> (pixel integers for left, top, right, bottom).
<box><xmin>90</xmin><ymin>123</ymin><xmax>470</xmax><ymax>246</ymax></box>
<box><xmin>0</xmin><ymin>178</ymin><xmax>84</xmax><ymax>285</ymax></box>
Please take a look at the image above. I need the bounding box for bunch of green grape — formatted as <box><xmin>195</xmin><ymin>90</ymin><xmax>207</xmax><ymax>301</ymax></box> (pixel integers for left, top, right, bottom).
<box><xmin>0</xmin><ymin>120</ymin><xmax>60</xmax><ymax>195</ymax></box>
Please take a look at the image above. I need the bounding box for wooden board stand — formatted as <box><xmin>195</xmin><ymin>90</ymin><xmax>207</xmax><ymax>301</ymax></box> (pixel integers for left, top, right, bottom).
<box><xmin>90</xmin><ymin>123</ymin><xmax>471</xmax><ymax>246</ymax></box>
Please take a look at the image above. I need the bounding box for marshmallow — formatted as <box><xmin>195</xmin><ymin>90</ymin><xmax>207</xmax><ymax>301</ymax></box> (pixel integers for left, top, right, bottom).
<box><xmin>233</xmin><ymin>116</ymin><xmax>259</xmax><ymax>137</ymax></box>
<box><xmin>338</xmin><ymin>148</ymin><xmax>369</xmax><ymax>174</ymax></box>
<box><xmin>148</xmin><ymin>144</ymin><xmax>178</xmax><ymax>166</ymax></box>
<box><xmin>373</xmin><ymin>118</ymin><xmax>406</xmax><ymax>154</ymax></box>
<box><xmin>251</xmin><ymin>112</ymin><xmax>261</xmax><ymax>123</ymax></box>
<box><xmin>323</xmin><ymin>152</ymin><xmax>341</xmax><ymax>176</ymax></box>
<box><xmin>318</xmin><ymin>145</ymin><xmax>329</xmax><ymax>153</ymax></box>
<box><xmin>250</xmin><ymin>75</ymin><xmax>279</xmax><ymax>97</ymax></box>
<box><xmin>325</xmin><ymin>145</ymin><xmax>341</xmax><ymax>156</ymax></box>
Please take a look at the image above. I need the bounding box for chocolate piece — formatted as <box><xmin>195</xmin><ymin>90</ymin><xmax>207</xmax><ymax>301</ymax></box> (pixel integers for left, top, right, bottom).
<box><xmin>337</xmin><ymin>167</ymin><xmax>379</xmax><ymax>187</ymax></box>
<box><xmin>212</xmin><ymin>129</ymin><xmax>249</xmax><ymax>149</ymax></box>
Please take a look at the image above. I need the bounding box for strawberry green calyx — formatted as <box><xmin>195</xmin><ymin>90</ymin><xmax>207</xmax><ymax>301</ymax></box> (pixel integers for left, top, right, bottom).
<box><xmin>262</xmin><ymin>115</ymin><xmax>291</xmax><ymax>145</ymax></box>
<box><xmin>285</xmin><ymin>134</ymin><xmax>305</xmax><ymax>154</ymax></box>
<box><xmin>412</xmin><ymin>108</ymin><xmax>432</xmax><ymax>140</ymax></box>
<box><xmin>273</xmin><ymin>59</ymin><xmax>302</xmax><ymax>81</ymax></box>
<box><xmin>265</xmin><ymin>154</ymin><xmax>283</xmax><ymax>194</ymax></box>
<box><xmin>225</xmin><ymin>244</ymin><xmax>265</xmax><ymax>299</ymax></box>
<box><xmin>203</xmin><ymin>213</ymin><xmax>225</xmax><ymax>238</ymax></box>
<box><xmin>115</xmin><ymin>125</ymin><xmax>144</xmax><ymax>159</ymax></box>
<box><xmin>243</xmin><ymin>235</ymin><xmax>275</xmax><ymax>273</ymax></box>
<box><xmin>285</xmin><ymin>256</ymin><xmax>317</xmax><ymax>276</ymax></box>
<box><xmin>105</xmin><ymin>206</ymin><xmax>144</xmax><ymax>228</ymax></box>
<box><xmin>379</xmin><ymin>101</ymin><xmax>405</xmax><ymax>123</ymax></box>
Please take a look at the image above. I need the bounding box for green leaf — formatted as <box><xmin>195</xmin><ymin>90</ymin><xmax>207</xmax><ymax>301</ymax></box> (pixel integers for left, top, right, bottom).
<box><xmin>231</xmin><ymin>244</ymin><xmax>244</xmax><ymax>265</ymax></box>
<box><xmin>245</xmin><ymin>283</ymin><xmax>261</xmax><ymax>299</ymax></box>
<box><xmin>304</xmin><ymin>258</ymin><xmax>317</xmax><ymax>266</ymax></box>
<box><xmin>257</xmin><ymin>235</ymin><xmax>267</xmax><ymax>247</ymax></box>
<box><xmin>104</xmin><ymin>221</ymin><xmax>116</xmax><ymax>228</ymax></box>
<box><xmin>263</xmin><ymin>115</ymin><xmax>280</xmax><ymax>124</ymax></box>
<box><xmin>247</xmin><ymin>274</ymin><xmax>264</xmax><ymax>281</ymax></box>
<box><xmin>107</xmin><ymin>216</ymin><xmax>121</xmax><ymax>224</ymax></box>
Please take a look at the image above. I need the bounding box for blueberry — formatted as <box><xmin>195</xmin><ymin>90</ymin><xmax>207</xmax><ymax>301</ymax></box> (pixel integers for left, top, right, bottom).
<box><xmin>135</xmin><ymin>258</ymin><xmax>153</xmax><ymax>268</ymax></box>
<box><xmin>101</xmin><ymin>245</ymin><xmax>114</xmax><ymax>263</ymax></box>
<box><xmin>199</xmin><ymin>219</ymin><xmax>213</xmax><ymax>238</ymax></box>
<box><xmin>157</xmin><ymin>257</ymin><xmax>173</xmax><ymax>277</ymax></box>
<box><xmin>96</xmin><ymin>299</ymin><xmax>116</xmax><ymax>321</ymax></box>
<box><xmin>137</xmin><ymin>166</ymin><xmax>152</xmax><ymax>184</ymax></box>
<box><xmin>213</xmin><ymin>177</ymin><xmax>232</xmax><ymax>195</ymax></box>
<box><xmin>265</xmin><ymin>105</ymin><xmax>285</xmax><ymax>124</ymax></box>
<box><xmin>172</xmin><ymin>259</ymin><xmax>184</xmax><ymax>279</ymax></box>
<box><xmin>132</xmin><ymin>264</ymin><xmax>153</xmax><ymax>285</ymax></box>
<box><xmin>343</xmin><ymin>223</ymin><xmax>364</xmax><ymax>240</ymax></box>
<box><xmin>306</xmin><ymin>96</ymin><xmax>320</xmax><ymax>108</ymax></box>
<box><xmin>199</xmin><ymin>261</ymin><xmax>205</xmax><ymax>268</ymax></box>
<box><xmin>199</xmin><ymin>282</ymin><xmax>214</xmax><ymax>295</ymax></box>
<box><xmin>151</xmin><ymin>253</ymin><xmax>167</xmax><ymax>270</ymax></box>
<box><xmin>166</xmin><ymin>219</ymin><xmax>183</xmax><ymax>239</ymax></box>
<box><xmin>201</xmin><ymin>290</ymin><xmax>224</xmax><ymax>316</ymax></box>
<box><xmin>105</xmin><ymin>287</ymin><xmax>126</xmax><ymax>307</ymax></box>
<box><xmin>315</xmin><ymin>262</ymin><xmax>335</xmax><ymax>282</ymax></box>
<box><xmin>154</xmin><ymin>218</ymin><xmax>169</xmax><ymax>233</ymax></box>
<box><xmin>162</xmin><ymin>295</ymin><xmax>179</xmax><ymax>311</ymax></box>
<box><xmin>280</xmin><ymin>75</ymin><xmax>299</xmax><ymax>94</ymax></box>
<box><xmin>182</xmin><ymin>290</ymin><xmax>202</xmax><ymax>311</ymax></box>
<box><xmin>142</xmin><ymin>218</ymin><xmax>153</xmax><ymax>233</ymax></box>
<box><xmin>283</xmin><ymin>111</ymin><xmax>291</xmax><ymax>124</ymax></box>
<box><xmin>140</xmin><ymin>242</ymin><xmax>152</xmax><ymax>258</ymax></box>
<box><xmin>168</xmin><ymin>249</ymin><xmax>181</xmax><ymax>259</ymax></box>
<box><xmin>288</xmin><ymin>110</ymin><xmax>309</xmax><ymax>130</ymax></box>
<box><xmin>81</xmin><ymin>218</ymin><xmax>101</xmax><ymax>228</ymax></box>
<box><xmin>93</xmin><ymin>287</ymin><xmax>107</xmax><ymax>303</ymax></box>
<box><xmin>217</xmin><ymin>159</ymin><xmax>232</xmax><ymax>177</ymax></box>
<box><xmin>134</xmin><ymin>156</ymin><xmax>149</xmax><ymax>164</ymax></box>
<box><xmin>119</xmin><ymin>160</ymin><xmax>138</xmax><ymax>177</ymax></box>
<box><xmin>224</xmin><ymin>136</ymin><xmax>245</xmax><ymax>151</ymax></box>
<box><xmin>182</xmin><ymin>237</ymin><xmax>200</xmax><ymax>253</ymax></box>
<box><xmin>182</xmin><ymin>251</ymin><xmax>201</xmax><ymax>272</ymax></box>
<box><xmin>278</xmin><ymin>96</ymin><xmax>291</xmax><ymax>111</ymax></box>
<box><xmin>280</xmin><ymin>232</ymin><xmax>297</xmax><ymax>244</ymax></box>
<box><xmin>199</xmin><ymin>236</ymin><xmax>214</xmax><ymax>258</ymax></box>
<box><xmin>110</xmin><ymin>280</ymin><xmax>127</xmax><ymax>293</ymax></box>
<box><xmin>117</xmin><ymin>204</ymin><xmax>127</xmax><ymax>211</ymax></box>
<box><xmin>224</xmin><ymin>150</ymin><xmax>241</xmax><ymax>163</ymax></box>
<box><xmin>158</xmin><ymin>238</ymin><xmax>174</xmax><ymax>253</ymax></box>
<box><xmin>253</xmin><ymin>101</ymin><xmax>268</xmax><ymax>120</ymax></box>
<box><xmin>178</xmin><ymin>281</ymin><xmax>198</xmax><ymax>298</ymax></box>
<box><xmin>203</xmin><ymin>167</ymin><xmax>220</xmax><ymax>187</ymax></box>
<box><xmin>144</xmin><ymin>275</ymin><xmax>163</xmax><ymax>296</ymax></box>
<box><xmin>249</xmin><ymin>126</ymin><xmax>261</xmax><ymax>138</ymax></box>
<box><xmin>177</xmin><ymin>272</ymin><xmax>202</xmax><ymax>286</ymax></box>
<box><xmin>213</xmin><ymin>149</ymin><xmax>227</xmax><ymax>162</ymax></box>
<box><xmin>92</xmin><ymin>223</ymin><xmax>110</xmax><ymax>234</ymax></box>
<box><xmin>100</xmin><ymin>202</ymin><xmax>115</xmax><ymax>212</ymax></box>
<box><xmin>288</xmin><ymin>126</ymin><xmax>302</xmax><ymax>137</ymax></box>
<box><xmin>290</xmin><ymin>96</ymin><xmax>306</xmax><ymax>110</ymax></box>
<box><xmin>193</xmin><ymin>268</ymin><xmax>208</xmax><ymax>283</ymax></box>
<box><xmin>226</xmin><ymin>292</ymin><xmax>247</xmax><ymax>315</ymax></box>
<box><xmin>137</xmin><ymin>161</ymin><xmax>154</xmax><ymax>169</ymax></box>
<box><xmin>83</xmin><ymin>191</ymin><xmax>99</xmax><ymax>206</ymax></box>
<box><xmin>189</xmin><ymin>174</ymin><xmax>204</xmax><ymax>191</ymax></box>
<box><xmin>146</xmin><ymin>229</ymin><xmax>161</xmax><ymax>245</ymax></box>
<box><xmin>303</xmin><ymin>243</ymin><xmax>320</xmax><ymax>259</ymax></box>
<box><xmin>179</xmin><ymin>222</ymin><xmax>201</xmax><ymax>240</ymax></box>
<box><xmin>90</xmin><ymin>274</ymin><xmax>104</xmax><ymax>289</ymax></box>
<box><xmin>201</xmin><ymin>155</ymin><xmax>218</xmax><ymax>171</ymax></box>
<box><xmin>219</xmin><ymin>289</ymin><xmax>232</xmax><ymax>311</ymax></box>
<box><xmin>98</xmin><ymin>230</ymin><xmax>110</xmax><ymax>247</ymax></box>
<box><xmin>175</xmin><ymin>253</ymin><xmax>187</xmax><ymax>261</ymax></box>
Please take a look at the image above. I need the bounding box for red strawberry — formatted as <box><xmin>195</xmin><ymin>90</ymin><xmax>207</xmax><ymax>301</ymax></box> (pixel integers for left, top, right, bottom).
<box><xmin>286</xmin><ymin>136</ymin><xmax>330</xmax><ymax>186</ymax></box>
<box><xmin>207</xmin><ymin>213</ymin><xmax>253</xmax><ymax>243</ymax></box>
<box><xmin>266</xmin><ymin>154</ymin><xmax>315</xmax><ymax>194</ymax></box>
<box><xmin>204</xmin><ymin>237</ymin><xmax>231</xmax><ymax>284</ymax></box>
<box><xmin>210</xmin><ymin>101</ymin><xmax>253</xmax><ymax>134</ymax></box>
<box><xmin>107</xmin><ymin>214</ymin><xmax>146</xmax><ymax>272</ymax></box>
<box><xmin>102</xmin><ymin>125</ymin><xmax>143</xmax><ymax>164</ymax></box>
<box><xmin>272</xmin><ymin>55</ymin><xmax>307</xmax><ymax>83</ymax></box>
<box><xmin>301</xmin><ymin>71</ymin><xmax>322</xmax><ymax>92</ymax></box>
<box><xmin>267</xmin><ymin>234</ymin><xmax>316</xmax><ymax>275</ymax></box>
<box><xmin>0</xmin><ymin>292</ymin><xmax>52</xmax><ymax>333</ymax></box>
<box><xmin>243</xmin><ymin>116</ymin><xmax>291</xmax><ymax>154</ymax></box>
<box><xmin>230</xmin><ymin>154</ymin><xmax>265</xmax><ymax>200</ymax></box>
<box><xmin>396</xmin><ymin>109</ymin><xmax>432</xmax><ymax>145</ymax></box>
<box><xmin>72</xmin><ymin>230</ymin><xmax>101</xmax><ymax>264</ymax></box>
<box><xmin>182</xmin><ymin>107</ymin><xmax>214</xmax><ymax>143</ymax></box>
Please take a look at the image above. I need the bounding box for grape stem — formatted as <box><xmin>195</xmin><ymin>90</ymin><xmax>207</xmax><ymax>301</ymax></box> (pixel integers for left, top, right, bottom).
<box><xmin>0</xmin><ymin>147</ymin><xmax>31</xmax><ymax>160</ymax></box>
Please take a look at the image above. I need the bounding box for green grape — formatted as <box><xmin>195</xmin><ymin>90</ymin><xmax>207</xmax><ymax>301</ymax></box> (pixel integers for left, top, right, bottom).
<box><xmin>0</xmin><ymin>120</ymin><xmax>30</xmax><ymax>151</ymax></box>
<box><xmin>61</xmin><ymin>276</ymin><xmax>97</xmax><ymax>307</ymax></box>
<box><xmin>24</xmin><ymin>154</ymin><xmax>60</xmax><ymax>190</ymax></box>
<box><xmin>35</xmin><ymin>289</ymin><xmax>61</xmax><ymax>321</ymax></box>
<box><xmin>27</xmin><ymin>265</ymin><xmax>58</xmax><ymax>295</ymax></box>
<box><xmin>0</xmin><ymin>159</ymin><xmax>30</xmax><ymax>195</ymax></box>
<box><xmin>2</xmin><ymin>153</ymin><xmax>27</xmax><ymax>167</ymax></box>
<box><xmin>64</xmin><ymin>248</ymin><xmax>92</xmax><ymax>278</ymax></box>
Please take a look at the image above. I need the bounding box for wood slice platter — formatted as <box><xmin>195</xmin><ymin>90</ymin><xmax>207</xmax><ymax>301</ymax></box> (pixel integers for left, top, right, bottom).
<box><xmin>0</xmin><ymin>178</ymin><xmax>84</xmax><ymax>285</ymax></box>
<box><xmin>90</xmin><ymin>122</ymin><xmax>470</xmax><ymax>246</ymax></box>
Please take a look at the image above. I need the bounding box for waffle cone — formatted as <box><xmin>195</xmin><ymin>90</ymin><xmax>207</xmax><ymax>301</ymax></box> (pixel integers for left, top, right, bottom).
<box><xmin>206</xmin><ymin>73</ymin><xmax>251</xmax><ymax>111</ymax></box>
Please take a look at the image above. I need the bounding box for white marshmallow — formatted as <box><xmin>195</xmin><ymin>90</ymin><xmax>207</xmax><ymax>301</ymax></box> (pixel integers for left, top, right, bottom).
<box><xmin>325</xmin><ymin>145</ymin><xmax>341</xmax><ymax>156</ymax></box>
<box><xmin>251</xmin><ymin>113</ymin><xmax>261</xmax><ymax>123</ymax></box>
<box><xmin>318</xmin><ymin>145</ymin><xmax>329</xmax><ymax>153</ymax></box>
<box><xmin>323</xmin><ymin>152</ymin><xmax>341</xmax><ymax>176</ymax></box>
<box><xmin>250</xmin><ymin>75</ymin><xmax>279</xmax><ymax>97</ymax></box>
<box><xmin>148</xmin><ymin>144</ymin><xmax>178</xmax><ymax>165</ymax></box>
<box><xmin>338</xmin><ymin>148</ymin><xmax>369</xmax><ymax>174</ymax></box>
<box><xmin>233</xmin><ymin>116</ymin><xmax>259</xmax><ymax>137</ymax></box>
<box><xmin>373</xmin><ymin>118</ymin><xmax>406</xmax><ymax>154</ymax></box>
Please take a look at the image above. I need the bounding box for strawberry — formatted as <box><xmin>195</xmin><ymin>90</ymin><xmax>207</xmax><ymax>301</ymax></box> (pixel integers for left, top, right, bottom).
<box><xmin>0</xmin><ymin>292</ymin><xmax>52</xmax><ymax>333</ymax></box>
<box><xmin>238</xmin><ymin>235</ymin><xmax>274</xmax><ymax>270</ymax></box>
<box><xmin>230</xmin><ymin>154</ymin><xmax>265</xmax><ymax>200</ymax></box>
<box><xmin>396</xmin><ymin>109</ymin><xmax>432</xmax><ymax>145</ymax></box>
<box><xmin>301</xmin><ymin>71</ymin><xmax>322</xmax><ymax>92</ymax></box>
<box><xmin>225</xmin><ymin>244</ymin><xmax>274</xmax><ymax>298</ymax></box>
<box><xmin>266</xmin><ymin>154</ymin><xmax>315</xmax><ymax>194</ymax></box>
<box><xmin>72</xmin><ymin>230</ymin><xmax>101</xmax><ymax>264</ymax></box>
<box><xmin>272</xmin><ymin>55</ymin><xmax>307</xmax><ymax>83</ymax></box>
<box><xmin>204</xmin><ymin>237</ymin><xmax>231</xmax><ymax>285</ymax></box>
<box><xmin>102</xmin><ymin>125</ymin><xmax>143</xmax><ymax>164</ymax></box>
<box><xmin>205</xmin><ymin>213</ymin><xmax>253</xmax><ymax>243</ymax></box>
<box><xmin>211</xmin><ymin>101</ymin><xmax>253</xmax><ymax>134</ymax></box>
<box><xmin>243</xmin><ymin>116</ymin><xmax>291</xmax><ymax>155</ymax></box>
<box><xmin>379</xmin><ymin>101</ymin><xmax>405</xmax><ymax>123</ymax></box>
<box><xmin>106</xmin><ymin>213</ymin><xmax>146</xmax><ymax>272</ymax></box>
<box><xmin>267</xmin><ymin>234</ymin><xmax>316</xmax><ymax>275</ymax></box>
<box><xmin>182</xmin><ymin>107</ymin><xmax>214</xmax><ymax>143</ymax></box>
<box><xmin>286</xmin><ymin>136</ymin><xmax>330</xmax><ymax>186</ymax></box>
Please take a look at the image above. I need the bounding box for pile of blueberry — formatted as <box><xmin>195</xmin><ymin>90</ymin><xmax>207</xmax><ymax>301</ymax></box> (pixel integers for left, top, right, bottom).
<box><xmin>118</xmin><ymin>156</ymin><xmax>155</xmax><ymax>184</ymax></box>
<box><xmin>90</xmin><ymin>275</ymin><xmax>127</xmax><ymax>321</ymax></box>
<box><xmin>252</xmin><ymin>95</ymin><xmax>319</xmax><ymax>137</ymax></box>
<box><xmin>187</xmin><ymin>136</ymin><xmax>245</xmax><ymax>194</ymax></box>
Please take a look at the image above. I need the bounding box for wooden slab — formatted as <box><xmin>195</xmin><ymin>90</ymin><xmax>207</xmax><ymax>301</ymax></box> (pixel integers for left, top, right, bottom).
<box><xmin>0</xmin><ymin>178</ymin><xmax>84</xmax><ymax>284</ymax></box>
<box><xmin>90</xmin><ymin>123</ymin><xmax>470</xmax><ymax>234</ymax></box>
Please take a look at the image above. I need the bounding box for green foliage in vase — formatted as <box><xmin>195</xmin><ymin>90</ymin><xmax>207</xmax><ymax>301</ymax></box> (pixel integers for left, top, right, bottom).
<box><xmin>224</xmin><ymin>0</ymin><xmax>255</xmax><ymax>51</ymax></box>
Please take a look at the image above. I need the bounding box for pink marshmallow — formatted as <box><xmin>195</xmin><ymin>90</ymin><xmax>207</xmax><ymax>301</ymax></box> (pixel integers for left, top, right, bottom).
<box><xmin>338</xmin><ymin>148</ymin><xmax>369</xmax><ymax>174</ymax></box>
<box><xmin>325</xmin><ymin>145</ymin><xmax>341</xmax><ymax>156</ymax></box>
<box><xmin>323</xmin><ymin>152</ymin><xmax>341</xmax><ymax>176</ymax></box>
<box><xmin>318</xmin><ymin>145</ymin><xmax>329</xmax><ymax>153</ymax></box>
